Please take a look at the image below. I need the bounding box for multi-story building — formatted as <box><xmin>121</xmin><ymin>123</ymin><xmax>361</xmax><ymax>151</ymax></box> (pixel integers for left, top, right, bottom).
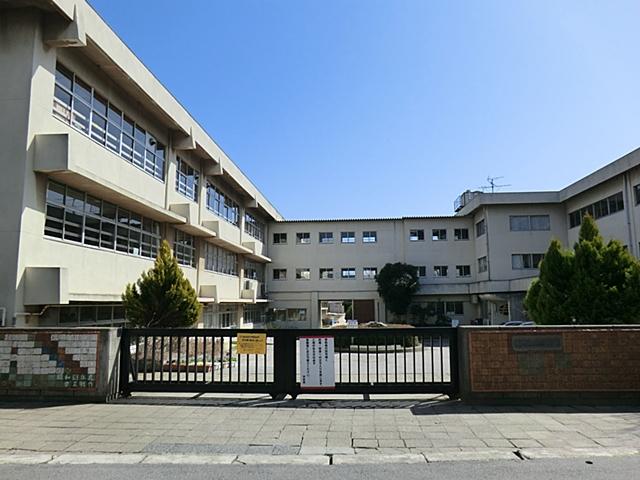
<box><xmin>0</xmin><ymin>1</ymin><xmax>280</xmax><ymax>328</ymax></box>
<box><xmin>2</xmin><ymin>0</ymin><xmax>640</xmax><ymax>329</ymax></box>
<box><xmin>267</xmin><ymin>151</ymin><xmax>640</xmax><ymax>327</ymax></box>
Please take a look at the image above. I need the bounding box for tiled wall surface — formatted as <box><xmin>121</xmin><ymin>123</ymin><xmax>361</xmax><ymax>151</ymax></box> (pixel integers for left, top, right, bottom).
<box><xmin>0</xmin><ymin>331</ymin><xmax>98</xmax><ymax>390</ymax></box>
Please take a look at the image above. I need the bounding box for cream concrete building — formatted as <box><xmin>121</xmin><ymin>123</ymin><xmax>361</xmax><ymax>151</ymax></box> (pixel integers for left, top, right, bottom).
<box><xmin>2</xmin><ymin>0</ymin><xmax>640</xmax><ymax>329</ymax></box>
<box><xmin>267</xmin><ymin>149</ymin><xmax>640</xmax><ymax>327</ymax></box>
<box><xmin>0</xmin><ymin>0</ymin><xmax>280</xmax><ymax>328</ymax></box>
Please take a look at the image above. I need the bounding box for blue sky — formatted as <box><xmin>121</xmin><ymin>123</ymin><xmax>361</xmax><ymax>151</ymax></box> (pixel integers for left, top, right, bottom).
<box><xmin>89</xmin><ymin>0</ymin><xmax>640</xmax><ymax>219</ymax></box>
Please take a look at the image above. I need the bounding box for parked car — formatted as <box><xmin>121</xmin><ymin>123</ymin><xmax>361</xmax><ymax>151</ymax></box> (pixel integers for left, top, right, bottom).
<box><xmin>500</xmin><ymin>320</ymin><xmax>536</xmax><ymax>326</ymax></box>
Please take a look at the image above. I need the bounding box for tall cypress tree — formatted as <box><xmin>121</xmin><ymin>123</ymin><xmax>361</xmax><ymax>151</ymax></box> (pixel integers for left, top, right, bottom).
<box><xmin>525</xmin><ymin>215</ymin><xmax>640</xmax><ymax>324</ymax></box>
<box><xmin>122</xmin><ymin>240</ymin><xmax>201</xmax><ymax>328</ymax></box>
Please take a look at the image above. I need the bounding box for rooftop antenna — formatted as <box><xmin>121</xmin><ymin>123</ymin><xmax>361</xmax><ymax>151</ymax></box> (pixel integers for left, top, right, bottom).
<box><xmin>479</xmin><ymin>176</ymin><xmax>511</xmax><ymax>193</ymax></box>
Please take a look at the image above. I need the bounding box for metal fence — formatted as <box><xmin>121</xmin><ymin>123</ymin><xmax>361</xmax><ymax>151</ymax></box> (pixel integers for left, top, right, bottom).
<box><xmin>119</xmin><ymin>327</ymin><xmax>458</xmax><ymax>398</ymax></box>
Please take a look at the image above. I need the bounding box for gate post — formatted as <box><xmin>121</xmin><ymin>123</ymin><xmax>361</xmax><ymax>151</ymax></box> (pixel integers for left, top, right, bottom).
<box><xmin>448</xmin><ymin>327</ymin><xmax>460</xmax><ymax>398</ymax></box>
<box><xmin>119</xmin><ymin>328</ymin><xmax>131</xmax><ymax>398</ymax></box>
<box><xmin>272</xmin><ymin>331</ymin><xmax>297</xmax><ymax>399</ymax></box>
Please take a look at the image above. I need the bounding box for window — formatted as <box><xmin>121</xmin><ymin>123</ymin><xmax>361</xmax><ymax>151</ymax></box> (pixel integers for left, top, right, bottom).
<box><xmin>509</xmin><ymin>215</ymin><xmax>550</xmax><ymax>231</ymax></box>
<box><xmin>319</xmin><ymin>232</ymin><xmax>334</xmax><ymax>244</ymax></box>
<box><xmin>475</xmin><ymin>219</ymin><xmax>486</xmax><ymax>237</ymax></box>
<box><xmin>244</xmin><ymin>212</ymin><xmax>264</xmax><ymax>242</ymax></box>
<box><xmin>272</xmin><ymin>308</ymin><xmax>307</xmax><ymax>322</ymax></box>
<box><xmin>204</xmin><ymin>305</ymin><xmax>238</xmax><ymax>328</ymax></box>
<box><xmin>478</xmin><ymin>256</ymin><xmax>488</xmax><ymax>273</ymax></box>
<box><xmin>243</xmin><ymin>306</ymin><xmax>263</xmax><ymax>325</ymax></box>
<box><xmin>273</xmin><ymin>233</ymin><xmax>287</xmax><ymax>244</ymax></box>
<box><xmin>53</xmin><ymin>63</ymin><xmax>165</xmax><ymax>181</ymax></box>
<box><xmin>363</xmin><ymin>267</ymin><xmax>377</xmax><ymax>279</ymax></box>
<box><xmin>433</xmin><ymin>265</ymin><xmax>448</xmax><ymax>277</ymax></box>
<box><xmin>362</xmin><ymin>231</ymin><xmax>377</xmax><ymax>243</ymax></box>
<box><xmin>174</xmin><ymin>230</ymin><xmax>196</xmax><ymax>267</ymax></box>
<box><xmin>204</xmin><ymin>243</ymin><xmax>238</xmax><ymax>275</ymax></box>
<box><xmin>432</xmin><ymin>229</ymin><xmax>447</xmax><ymax>241</ymax></box>
<box><xmin>320</xmin><ymin>268</ymin><xmax>334</xmax><ymax>279</ymax></box>
<box><xmin>175</xmin><ymin>157</ymin><xmax>199</xmax><ymax>201</ymax></box>
<box><xmin>296</xmin><ymin>268</ymin><xmax>311</xmax><ymax>280</ymax></box>
<box><xmin>52</xmin><ymin>304</ymin><xmax>126</xmax><ymax>327</ymax></box>
<box><xmin>273</xmin><ymin>268</ymin><xmax>287</xmax><ymax>280</ymax></box>
<box><xmin>445</xmin><ymin>301</ymin><xmax>464</xmax><ymax>315</ymax></box>
<box><xmin>512</xmin><ymin>253</ymin><xmax>544</xmax><ymax>270</ymax></box>
<box><xmin>206</xmin><ymin>182</ymin><xmax>239</xmax><ymax>226</ymax></box>
<box><xmin>296</xmin><ymin>232</ymin><xmax>311</xmax><ymax>244</ymax></box>
<box><xmin>409</xmin><ymin>229</ymin><xmax>424</xmax><ymax>241</ymax></box>
<box><xmin>244</xmin><ymin>260</ymin><xmax>262</xmax><ymax>280</ymax></box>
<box><xmin>635</xmin><ymin>184</ymin><xmax>640</xmax><ymax>205</ymax></box>
<box><xmin>341</xmin><ymin>268</ymin><xmax>356</xmax><ymax>279</ymax></box>
<box><xmin>454</xmin><ymin>228</ymin><xmax>469</xmax><ymax>240</ymax></box>
<box><xmin>456</xmin><ymin>265</ymin><xmax>471</xmax><ymax>277</ymax></box>
<box><xmin>45</xmin><ymin>181</ymin><xmax>160</xmax><ymax>259</ymax></box>
<box><xmin>417</xmin><ymin>266</ymin><xmax>427</xmax><ymax>277</ymax></box>
<box><xmin>341</xmin><ymin>231</ymin><xmax>355</xmax><ymax>243</ymax></box>
<box><xmin>425</xmin><ymin>301</ymin><xmax>464</xmax><ymax>317</ymax></box>
<box><xmin>568</xmin><ymin>192</ymin><xmax>624</xmax><ymax>228</ymax></box>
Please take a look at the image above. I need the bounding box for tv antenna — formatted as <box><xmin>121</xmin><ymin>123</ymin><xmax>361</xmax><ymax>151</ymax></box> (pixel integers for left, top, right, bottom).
<box><xmin>480</xmin><ymin>176</ymin><xmax>511</xmax><ymax>193</ymax></box>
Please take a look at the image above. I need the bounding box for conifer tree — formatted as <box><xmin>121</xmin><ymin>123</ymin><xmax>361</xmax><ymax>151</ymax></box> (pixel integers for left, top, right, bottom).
<box><xmin>524</xmin><ymin>215</ymin><xmax>640</xmax><ymax>324</ymax></box>
<box><xmin>122</xmin><ymin>240</ymin><xmax>201</xmax><ymax>327</ymax></box>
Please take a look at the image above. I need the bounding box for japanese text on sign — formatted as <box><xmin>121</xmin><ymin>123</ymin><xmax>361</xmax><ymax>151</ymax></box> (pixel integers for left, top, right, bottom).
<box><xmin>299</xmin><ymin>336</ymin><xmax>335</xmax><ymax>389</ymax></box>
<box><xmin>236</xmin><ymin>333</ymin><xmax>267</xmax><ymax>355</ymax></box>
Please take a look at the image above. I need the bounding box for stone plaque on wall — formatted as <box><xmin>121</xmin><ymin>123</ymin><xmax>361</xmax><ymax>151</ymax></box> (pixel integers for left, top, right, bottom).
<box><xmin>511</xmin><ymin>334</ymin><xmax>563</xmax><ymax>352</ymax></box>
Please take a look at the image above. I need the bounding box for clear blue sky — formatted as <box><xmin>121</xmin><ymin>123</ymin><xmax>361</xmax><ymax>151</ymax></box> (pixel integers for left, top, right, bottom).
<box><xmin>89</xmin><ymin>0</ymin><xmax>640</xmax><ymax>219</ymax></box>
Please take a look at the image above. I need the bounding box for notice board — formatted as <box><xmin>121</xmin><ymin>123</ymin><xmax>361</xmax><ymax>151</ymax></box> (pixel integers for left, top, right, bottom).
<box><xmin>299</xmin><ymin>336</ymin><xmax>335</xmax><ymax>390</ymax></box>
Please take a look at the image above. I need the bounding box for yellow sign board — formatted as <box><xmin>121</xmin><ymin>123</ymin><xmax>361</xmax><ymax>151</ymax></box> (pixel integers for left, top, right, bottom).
<box><xmin>237</xmin><ymin>333</ymin><xmax>267</xmax><ymax>355</ymax></box>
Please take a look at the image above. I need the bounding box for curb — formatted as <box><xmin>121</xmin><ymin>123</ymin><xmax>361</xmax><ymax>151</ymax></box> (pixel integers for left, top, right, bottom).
<box><xmin>0</xmin><ymin>449</ymin><xmax>638</xmax><ymax>465</ymax></box>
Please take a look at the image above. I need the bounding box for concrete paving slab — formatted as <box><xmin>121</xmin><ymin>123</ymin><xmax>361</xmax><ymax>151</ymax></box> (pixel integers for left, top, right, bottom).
<box><xmin>333</xmin><ymin>453</ymin><xmax>426</xmax><ymax>464</ymax></box>
<box><xmin>49</xmin><ymin>454</ymin><xmax>147</xmax><ymax>464</ymax></box>
<box><xmin>235</xmin><ymin>454</ymin><xmax>329</xmax><ymax>465</ymax></box>
<box><xmin>0</xmin><ymin>454</ymin><xmax>54</xmax><ymax>465</ymax></box>
<box><xmin>520</xmin><ymin>447</ymin><xmax>640</xmax><ymax>459</ymax></box>
<box><xmin>424</xmin><ymin>449</ymin><xmax>518</xmax><ymax>462</ymax></box>
<box><xmin>141</xmin><ymin>454</ymin><xmax>237</xmax><ymax>464</ymax></box>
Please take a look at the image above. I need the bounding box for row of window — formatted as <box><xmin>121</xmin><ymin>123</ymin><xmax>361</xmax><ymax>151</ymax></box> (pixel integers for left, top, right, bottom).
<box><xmin>410</xmin><ymin>228</ymin><xmax>470</xmax><ymax>241</ymax></box>
<box><xmin>274</xmin><ymin>231</ymin><xmax>378</xmax><ymax>245</ymax></box>
<box><xmin>274</xmin><ymin>216</ymin><xmax>552</xmax><ymax>246</ymax></box>
<box><xmin>45</xmin><ymin>181</ymin><xmax>161</xmax><ymax>259</ymax></box>
<box><xmin>206</xmin><ymin>182</ymin><xmax>240</xmax><ymax>226</ymax></box>
<box><xmin>244</xmin><ymin>212</ymin><xmax>265</xmax><ymax>242</ymax></box>
<box><xmin>274</xmin><ymin>264</ymin><xmax>474</xmax><ymax>281</ymax></box>
<box><xmin>53</xmin><ymin>63</ymin><xmax>166</xmax><ymax>180</ymax></box>
<box><xmin>509</xmin><ymin>215</ymin><xmax>550</xmax><ymax>232</ymax></box>
<box><xmin>569</xmin><ymin>192</ymin><xmax>624</xmax><ymax>228</ymax></box>
<box><xmin>176</xmin><ymin>157</ymin><xmax>199</xmax><ymax>201</ymax></box>
<box><xmin>53</xmin><ymin>65</ymin><xmax>265</xmax><ymax>236</ymax></box>
<box><xmin>420</xmin><ymin>301</ymin><xmax>465</xmax><ymax>316</ymax></box>
<box><xmin>204</xmin><ymin>242</ymin><xmax>239</xmax><ymax>276</ymax></box>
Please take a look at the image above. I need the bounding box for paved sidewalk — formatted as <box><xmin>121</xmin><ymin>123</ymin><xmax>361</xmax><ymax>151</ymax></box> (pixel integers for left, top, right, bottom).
<box><xmin>1</xmin><ymin>395</ymin><xmax>639</xmax><ymax>463</ymax></box>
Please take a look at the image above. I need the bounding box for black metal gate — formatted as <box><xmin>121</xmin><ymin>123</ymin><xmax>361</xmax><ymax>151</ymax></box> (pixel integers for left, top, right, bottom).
<box><xmin>119</xmin><ymin>327</ymin><xmax>458</xmax><ymax>398</ymax></box>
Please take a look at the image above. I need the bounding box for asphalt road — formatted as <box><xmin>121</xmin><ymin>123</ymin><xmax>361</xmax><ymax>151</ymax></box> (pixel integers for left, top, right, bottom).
<box><xmin>2</xmin><ymin>457</ymin><xmax>640</xmax><ymax>480</ymax></box>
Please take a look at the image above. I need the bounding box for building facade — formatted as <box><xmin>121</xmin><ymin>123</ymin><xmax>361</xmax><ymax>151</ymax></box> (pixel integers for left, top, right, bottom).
<box><xmin>3</xmin><ymin>1</ymin><xmax>640</xmax><ymax>329</ymax></box>
<box><xmin>0</xmin><ymin>1</ymin><xmax>280</xmax><ymax>328</ymax></box>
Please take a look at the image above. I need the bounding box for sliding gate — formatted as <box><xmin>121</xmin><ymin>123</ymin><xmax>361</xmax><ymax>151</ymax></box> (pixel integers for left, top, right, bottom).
<box><xmin>119</xmin><ymin>328</ymin><xmax>458</xmax><ymax>398</ymax></box>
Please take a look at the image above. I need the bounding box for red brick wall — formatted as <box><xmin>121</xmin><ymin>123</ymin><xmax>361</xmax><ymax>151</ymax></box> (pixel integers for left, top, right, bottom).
<box><xmin>468</xmin><ymin>328</ymin><xmax>640</xmax><ymax>392</ymax></box>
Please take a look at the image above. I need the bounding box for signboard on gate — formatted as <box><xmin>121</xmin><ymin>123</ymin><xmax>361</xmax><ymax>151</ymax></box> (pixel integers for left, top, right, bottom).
<box><xmin>236</xmin><ymin>333</ymin><xmax>267</xmax><ymax>355</ymax></box>
<box><xmin>299</xmin><ymin>336</ymin><xmax>335</xmax><ymax>389</ymax></box>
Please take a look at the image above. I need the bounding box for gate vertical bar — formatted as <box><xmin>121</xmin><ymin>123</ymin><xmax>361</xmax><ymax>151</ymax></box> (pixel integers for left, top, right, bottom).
<box><xmin>119</xmin><ymin>328</ymin><xmax>131</xmax><ymax>397</ymax></box>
